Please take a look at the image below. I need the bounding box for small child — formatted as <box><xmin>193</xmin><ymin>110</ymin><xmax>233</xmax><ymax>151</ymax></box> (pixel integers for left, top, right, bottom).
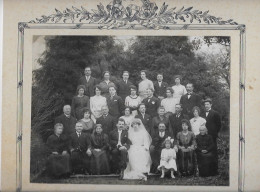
<box><xmin>157</xmin><ymin>137</ymin><xmax>177</xmax><ymax>178</ymax></box>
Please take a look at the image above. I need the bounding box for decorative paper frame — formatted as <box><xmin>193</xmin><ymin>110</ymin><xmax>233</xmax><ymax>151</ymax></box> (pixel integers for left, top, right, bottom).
<box><xmin>16</xmin><ymin>1</ymin><xmax>246</xmax><ymax>191</ymax></box>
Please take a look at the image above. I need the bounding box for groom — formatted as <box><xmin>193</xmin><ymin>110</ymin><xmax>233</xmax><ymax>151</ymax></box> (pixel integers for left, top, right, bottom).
<box><xmin>109</xmin><ymin>118</ymin><xmax>132</xmax><ymax>179</ymax></box>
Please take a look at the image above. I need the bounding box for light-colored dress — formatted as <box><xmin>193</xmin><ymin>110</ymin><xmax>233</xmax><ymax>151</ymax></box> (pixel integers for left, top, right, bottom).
<box><xmin>138</xmin><ymin>79</ymin><xmax>154</xmax><ymax>101</ymax></box>
<box><xmin>120</xmin><ymin>115</ymin><xmax>134</xmax><ymax>130</ymax></box>
<box><xmin>125</xmin><ymin>95</ymin><xmax>142</xmax><ymax>116</ymax></box>
<box><xmin>190</xmin><ymin>117</ymin><xmax>206</xmax><ymax>136</ymax></box>
<box><xmin>161</xmin><ymin>97</ymin><xmax>179</xmax><ymax>114</ymax></box>
<box><xmin>172</xmin><ymin>84</ymin><xmax>187</xmax><ymax>104</ymax></box>
<box><xmin>90</xmin><ymin>95</ymin><xmax>107</xmax><ymax>122</ymax></box>
<box><xmin>157</xmin><ymin>148</ymin><xmax>177</xmax><ymax>171</ymax></box>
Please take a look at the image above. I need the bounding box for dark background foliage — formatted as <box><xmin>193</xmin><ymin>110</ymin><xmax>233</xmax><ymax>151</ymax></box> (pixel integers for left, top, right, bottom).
<box><xmin>31</xmin><ymin>35</ymin><xmax>230</xmax><ymax>176</ymax></box>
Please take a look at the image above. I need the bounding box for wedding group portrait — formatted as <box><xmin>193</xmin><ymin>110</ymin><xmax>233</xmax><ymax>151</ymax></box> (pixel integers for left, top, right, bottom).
<box><xmin>30</xmin><ymin>35</ymin><xmax>230</xmax><ymax>186</ymax></box>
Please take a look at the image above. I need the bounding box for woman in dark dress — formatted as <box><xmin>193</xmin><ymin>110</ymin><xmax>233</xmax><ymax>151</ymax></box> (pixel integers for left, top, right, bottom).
<box><xmin>176</xmin><ymin>119</ymin><xmax>196</xmax><ymax>176</ymax></box>
<box><xmin>90</xmin><ymin>124</ymin><xmax>110</xmax><ymax>175</ymax></box>
<box><xmin>71</xmin><ymin>85</ymin><xmax>90</xmax><ymax>120</ymax></box>
<box><xmin>151</xmin><ymin>106</ymin><xmax>173</xmax><ymax>137</ymax></box>
<box><xmin>196</xmin><ymin>125</ymin><xmax>218</xmax><ymax>176</ymax></box>
<box><xmin>46</xmin><ymin>123</ymin><xmax>71</xmax><ymax>178</ymax></box>
<box><xmin>79</xmin><ymin>109</ymin><xmax>95</xmax><ymax>134</ymax></box>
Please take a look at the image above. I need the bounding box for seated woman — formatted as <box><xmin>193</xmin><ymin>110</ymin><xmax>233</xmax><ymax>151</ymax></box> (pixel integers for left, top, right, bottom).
<box><xmin>125</xmin><ymin>85</ymin><xmax>142</xmax><ymax>117</ymax></box>
<box><xmin>71</xmin><ymin>85</ymin><xmax>90</xmax><ymax>120</ymax></box>
<box><xmin>123</xmin><ymin>118</ymin><xmax>152</xmax><ymax>180</ymax></box>
<box><xmin>90</xmin><ymin>124</ymin><xmax>110</xmax><ymax>175</ymax></box>
<box><xmin>90</xmin><ymin>85</ymin><xmax>107</xmax><ymax>123</ymax></box>
<box><xmin>196</xmin><ymin>125</ymin><xmax>218</xmax><ymax>177</ymax></box>
<box><xmin>120</xmin><ymin>107</ymin><xmax>134</xmax><ymax>131</ymax></box>
<box><xmin>46</xmin><ymin>123</ymin><xmax>70</xmax><ymax>178</ymax></box>
<box><xmin>176</xmin><ymin>119</ymin><xmax>196</xmax><ymax>176</ymax></box>
<box><xmin>79</xmin><ymin>109</ymin><xmax>95</xmax><ymax>134</ymax></box>
<box><xmin>190</xmin><ymin>106</ymin><xmax>206</xmax><ymax>136</ymax></box>
<box><xmin>151</xmin><ymin>106</ymin><xmax>173</xmax><ymax>137</ymax></box>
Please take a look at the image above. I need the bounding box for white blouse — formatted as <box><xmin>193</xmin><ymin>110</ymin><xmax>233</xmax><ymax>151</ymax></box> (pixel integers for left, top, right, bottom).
<box><xmin>172</xmin><ymin>84</ymin><xmax>187</xmax><ymax>103</ymax></box>
<box><xmin>190</xmin><ymin>117</ymin><xmax>206</xmax><ymax>135</ymax></box>
<box><xmin>90</xmin><ymin>95</ymin><xmax>107</xmax><ymax>119</ymax></box>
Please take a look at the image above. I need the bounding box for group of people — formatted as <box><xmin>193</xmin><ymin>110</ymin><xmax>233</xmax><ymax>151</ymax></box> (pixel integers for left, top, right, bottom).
<box><xmin>46</xmin><ymin>67</ymin><xmax>222</xmax><ymax>180</ymax></box>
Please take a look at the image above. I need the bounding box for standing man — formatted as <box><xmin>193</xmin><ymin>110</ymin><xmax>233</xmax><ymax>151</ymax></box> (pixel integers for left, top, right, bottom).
<box><xmin>109</xmin><ymin>118</ymin><xmax>132</xmax><ymax>178</ymax></box>
<box><xmin>154</xmin><ymin>73</ymin><xmax>168</xmax><ymax>100</ymax></box>
<box><xmin>78</xmin><ymin>66</ymin><xmax>98</xmax><ymax>97</ymax></box>
<box><xmin>55</xmin><ymin>105</ymin><xmax>77</xmax><ymax>136</ymax></box>
<box><xmin>180</xmin><ymin>83</ymin><xmax>201</xmax><ymax>118</ymax></box>
<box><xmin>116</xmin><ymin>71</ymin><xmax>133</xmax><ymax>102</ymax></box>
<box><xmin>96</xmin><ymin>105</ymin><xmax>117</xmax><ymax>135</ymax></box>
<box><xmin>106</xmin><ymin>86</ymin><xmax>124</xmax><ymax>119</ymax></box>
<box><xmin>135</xmin><ymin>103</ymin><xmax>152</xmax><ymax>134</ymax></box>
<box><xmin>169</xmin><ymin>103</ymin><xmax>189</xmax><ymax>138</ymax></box>
<box><xmin>142</xmin><ymin>88</ymin><xmax>160</xmax><ymax>118</ymax></box>
<box><xmin>138</xmin><ymin>70</ymin><xmax>154</xmax><ymax>101</ymax></box>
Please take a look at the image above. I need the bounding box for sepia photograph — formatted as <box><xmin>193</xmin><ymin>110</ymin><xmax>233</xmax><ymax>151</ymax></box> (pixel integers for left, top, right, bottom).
<box><xmin>30</xmin><ymin>35</ymin><xmax>230</xmax><ymax>186</ymax></box>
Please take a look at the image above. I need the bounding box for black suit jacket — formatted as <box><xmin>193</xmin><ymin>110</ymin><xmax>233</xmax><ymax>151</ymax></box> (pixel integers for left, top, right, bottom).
<box><xmin>109</xmin><ymin>129</ymin><xmax>131</xmax><ymax>149</ymax></box>
<box><xmin>202</xmin><ymin>109</ymin><xmax>221</xmax><ymax>141</ymax></box>
<box><xmin>151</xmin><ymin>130</ymin><xmax>171</xmax><ymax>150</ymax></box>
<box><xmin>106</xmin><ymin>95</ymin><xmax>124</xmax><ymax>118</ymax></box>
<box><xmin>180</xmin><ymin>92</ymin><xmax>202</xmax><ymax>117</ymax></box>
<box><xmin>142</xmin><ymin>96</ymin><xmax>161</xmax><ymax>118</ymax></box>
<box><xmin>96</xmin><ymin>114</ymin><xmax>116</xmax><ymax>135</ymax></box>
<box><xmin>78</xmin><ymin>76</ymin><xmax>98</xmax><ymax>97</ymax></box>
<box><xmin>69</xmin><ymin>131</ymin><xmax>91</xmax><ymax>152</ymax></box>
<box><xmin>116</xmin><ymin>79</ymin><xmax>133</xmax><ymax>102</ymax></box>
<box><xmin>153</xmin><ymin>81</ymin><xmax>168</xmax><ymax>98</ymax></box>
<box><xmin>135</xmin><ymin>113</ymin><xmax>152</xmax><ymax>134</ymax></box>
<box><xmin>169</xmin><ymin>113</ymin><xmax>189</xmax><ymax>138</ymax></box>
<box><xmin>55</xmin><ymin>114</ymin><xmax>77</xmax><ymax>136</ymax></box>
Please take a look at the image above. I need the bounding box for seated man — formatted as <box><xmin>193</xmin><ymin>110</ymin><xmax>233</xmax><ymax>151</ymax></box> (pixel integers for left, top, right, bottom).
<box><xmin>149</xmin><ymin>122</ymin><xmax>172</xmax><ymax>174</ymax></box>
<box><xmin>69</xmin><ymin>122</ymin><xmax>92</xmax><ymax>175</ymax></box>
<box><xmin>109</xmin><ymin>118</ymin><xmax>132</xmax><ymax>179</ymax></box>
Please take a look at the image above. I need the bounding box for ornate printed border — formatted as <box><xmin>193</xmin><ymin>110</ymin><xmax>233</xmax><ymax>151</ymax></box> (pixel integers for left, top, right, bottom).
<box><xmin>16</xmin><ymin>0</ymin><xmax>246</xmax><ymax>191</ymax></box>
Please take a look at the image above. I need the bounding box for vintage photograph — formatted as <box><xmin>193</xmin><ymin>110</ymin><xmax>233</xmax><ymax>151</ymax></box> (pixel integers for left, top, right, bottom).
<box><xmin>30</xmin><ymin>35</ymin><xmax>230</xmax><ymax>186</ymax></box>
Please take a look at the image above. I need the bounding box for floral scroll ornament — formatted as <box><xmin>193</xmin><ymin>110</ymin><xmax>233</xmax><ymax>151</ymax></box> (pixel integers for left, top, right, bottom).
<box><xmin>28</xmin><ymin>0</ymin><xmax>239</xmax><ymax>29</ymax></box>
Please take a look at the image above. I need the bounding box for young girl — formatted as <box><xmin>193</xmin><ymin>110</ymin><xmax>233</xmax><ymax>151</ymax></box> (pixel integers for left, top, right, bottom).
<box><xmin>157</xmin><ymin>137</ymin><xmax>177</xmax><ymax>178</ymax></box>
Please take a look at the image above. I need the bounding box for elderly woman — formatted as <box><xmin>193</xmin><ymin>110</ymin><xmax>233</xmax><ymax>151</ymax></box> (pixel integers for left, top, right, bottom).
<box><xmin>90</xmin><ymin>124</ymin><xmax>110</xmax><ymax>175</ymax></box>
<box><xmin>176</xmin><ymin>119</ymin><xmax>196</xmax><ymax>176</ymax></box>
<box><xmin>71</xmin><ymin>85</ymin><xmax>90</xmax><ymax>120</ymax></box>
<box><xmin>196</xmin><ymin>125</ymin><xmax>218</xmax><ymax>177</ymax></box>
<box><xmin>190</xmin><ymin>106</ymin><xmax>206</xmax><ymax>136</ymax></box>
<box><xmin>125</xmin><ymin>85</ymin><xmax>142</xmax><ymax>117</ymax></box>
<box><xmin>120</xmin><ymin>107</ymin><xmax>134</xmax><ymax>131</ymax></box>
<box><xmin>161</xmin><ymin>87</ymin><xmax>179</xmax><ymax>117</ymax></box>
<box><xmin>79</xmin><ymin>109</ymin><xmax>95</xmax><ymax>134</ymax></box>
<box><xmin>90</xmin><ymin>85</ymin><xmax>107</xmax><ymax>123</ymax></box>
<box><xmin>151</xmin><ymin>106</ymin><xmax>173</xmax><ymax>137</ymax></box>
<box><xmin>46</xmin><ymin>123</ymin><xmax>70</xmax><ymax>178</ymax></box>
<box><xmin>98</xmin><ymin>71</ymin><xmax>116</xmax><ymax>97</ymax></box>
<box><xmin>172</xmin><ymin>75</ymin><xmax>187</xmax><ymax>104</ymax></box>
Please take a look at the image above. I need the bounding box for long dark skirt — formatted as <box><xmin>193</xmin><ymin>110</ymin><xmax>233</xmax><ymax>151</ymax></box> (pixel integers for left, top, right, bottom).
<box><xmin>71</xmin><ymin>151</ymin><xmax>91</xmax><ymax>174</ymax></box>
<box><xmin>177</xmin><ymin>150</ymin><xmax>195</xmax><ymax>176</ymax></box>
<box><xmin>90</xmin><ymin>150</ymin><xmax>110</xmax><ymax>175</ymax></box>
<box><xmin>197</xmin><ymin>151</ymin><xmax>218</xmax><ymax>177</ymax></box>
<box><xmin>46</xmin><ymin>154</ymin><xmax>70</xmax><ymax>177</ymax></box>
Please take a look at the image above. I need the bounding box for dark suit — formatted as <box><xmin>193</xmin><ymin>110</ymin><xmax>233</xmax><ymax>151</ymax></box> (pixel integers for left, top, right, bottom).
<box><xmin>109</xmin><ymin>129</ymin><xmax>131</xmax><ymax>173</ymax></box>
<box><xmin>150</xmin><ymin>130</ymin><xmax>171</xmax><ymax>173</ymax></box>
<box><xmin>106</xmin><ymin>95</ymin><xmax>124</xmax><ymax>118</ymax></box>
<box><xmin>180</xmin><ymin>92</ymin><xmax>202</xmax><ymax>118</ymax></box>
<box><xmin>116</xmin><ymin>79</ymin><xmax>133</xmax><ymax>102</ymax></box>
<box><xmin>96</xmin><ymin>114</ymin><xmax>116</xmax><ymax>135</ymax></box>
<box><xmin>142</xmin><ymin>96</ymin><xmax>161</xmax><ymax>118</ymax></box>
<box><xmin>169</xmin><ymin>113</ymin><xmax>189</xmax><ymax>138</ymax></box>
<box><xmin>78</xmin><ymin>76</ymin><xmax>98</xmax><ymax>97</ymax></box>
<box><xmin>151</xmin><ymin>115</ymin><xmax>173</xmax><ymax>137</ymax></box>
<box><xmin>55</xmin><ymin>114</ymin><xmax>77</xmax><ymax>136</ymax></box>
<box><xmin>135</xmin><ymin>113</ymin><xmax>152</xmax><ymax>134</ymax></box>
<box><xmin>153</xmin><ymin>81</ymin><xmax>168</xmax><ymax>99</ymax></box>
<box><xmin>69</xmin><ymin>131</ymin><xmax>92</xmax><ymax>173</ymax></box>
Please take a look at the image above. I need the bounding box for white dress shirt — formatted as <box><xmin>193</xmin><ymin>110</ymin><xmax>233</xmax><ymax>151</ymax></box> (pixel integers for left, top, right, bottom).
<box><xmin>117</xmin><ymin>130</ymin><xmax>122</xmax><ymax>146</ymax></box>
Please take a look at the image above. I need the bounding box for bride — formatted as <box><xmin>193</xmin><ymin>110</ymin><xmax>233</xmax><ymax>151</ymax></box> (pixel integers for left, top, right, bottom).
<box><xmin>123</xmin><ymin>118</ymin><xmax>152</xmax><ymax>180</ymax></box>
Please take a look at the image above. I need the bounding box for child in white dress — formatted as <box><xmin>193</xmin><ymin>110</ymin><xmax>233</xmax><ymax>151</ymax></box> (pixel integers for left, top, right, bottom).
<box><xmin>157</xmin><ymin>137</ymin><xmax>177</xmax><ymax>178</ymax></box>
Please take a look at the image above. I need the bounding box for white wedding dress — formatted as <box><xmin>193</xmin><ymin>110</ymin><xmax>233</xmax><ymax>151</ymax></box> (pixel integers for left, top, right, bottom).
<box><xmin>123</xmin><ymin>119</ymin><xmax>152</xmax><ymax>180</ymax></box>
